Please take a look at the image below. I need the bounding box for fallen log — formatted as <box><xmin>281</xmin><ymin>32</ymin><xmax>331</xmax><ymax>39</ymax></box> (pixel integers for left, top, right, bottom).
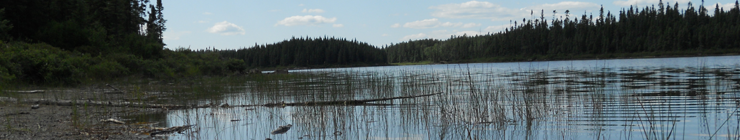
<box><xmin>101</xmin><ymin>118</ymin><xmax>125</xmax><ymax>124</ymax></box>
<box><xmin>260</xmin><ymin>92</ymin><xmax>442</xmax><ymax>107</ymax></box>
<box><xmin>3</xmin><ymin>90</ymin><xmax>45</xmax><ymax>93</ymax></box>
<box><xmin>270</xmin><ymin>124</ymin><xmax>292</xmax><ymax>134</ymax></box>
<box><xmin>2</xmin><ymin>98</ymin><xmax>200</xmax><ymax>109</ymax></box>
<box><xmin>105</xmin><ymin>84</ymin><xmax>126</xmax><ymax>94</ymax></box>
<box><xmin>0</xmin><ymin>92</ymin><xmax>442</xmax><ymax>109</ymax></box>
<box><xmin>149</xmin><ymin>125</ymin><xmax>194</xmax><ymax>136</ymax></box>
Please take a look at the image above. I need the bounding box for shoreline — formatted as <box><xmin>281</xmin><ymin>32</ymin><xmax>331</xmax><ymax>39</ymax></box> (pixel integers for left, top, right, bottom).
<box><xmin>305</xmin><ymin>52</ymin><xmax>740</xmax><ymax>69</ymax></box>
<box><xmin>0</xmin><ymin>86</ymin><xmax>186</xmax><ymax>139</ymax></box>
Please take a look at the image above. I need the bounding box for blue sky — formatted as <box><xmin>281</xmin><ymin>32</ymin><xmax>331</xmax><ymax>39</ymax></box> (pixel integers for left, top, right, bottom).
<box><xmin>162</xmin><ymin>0</ymin><xmax>736</xmax><ymax>50</ymax></box>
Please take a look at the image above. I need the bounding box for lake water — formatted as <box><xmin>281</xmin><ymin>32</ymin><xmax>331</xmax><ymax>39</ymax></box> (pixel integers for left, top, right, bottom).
<box><xmin>135</xmin><ymin>56</ymin><xmax>740</xmax><ymax>140</ymax></box>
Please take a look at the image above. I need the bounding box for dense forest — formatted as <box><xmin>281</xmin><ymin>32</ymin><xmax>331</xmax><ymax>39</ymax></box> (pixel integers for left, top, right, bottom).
<box><xmin>217</xmin><ymin>37</ymin><xmax>387</xmax><ymax>68</ymax></box>
<box><xmin>386</xmin><ymin>1</ymin><xmax>740</xmax><ymax>63</ymax></box>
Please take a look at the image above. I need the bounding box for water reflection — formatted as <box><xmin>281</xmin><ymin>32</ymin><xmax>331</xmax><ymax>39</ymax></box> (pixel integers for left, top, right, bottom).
<box><xmin>146</xmin><ymin>56</ymin><xmax>740</xmax><ymax>140</ymax></box>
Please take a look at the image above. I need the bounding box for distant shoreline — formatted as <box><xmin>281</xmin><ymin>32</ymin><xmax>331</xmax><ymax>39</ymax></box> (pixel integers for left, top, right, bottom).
<box><xmin>278</xmin><ymin>51</ymin><xmax>740</xmax><ymax>70</ymax></box>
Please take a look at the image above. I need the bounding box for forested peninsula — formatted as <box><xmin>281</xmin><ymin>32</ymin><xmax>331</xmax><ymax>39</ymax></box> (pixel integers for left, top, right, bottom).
<box><xmin>385</xmin><ymin>1</ymin><xmax>740</xmax><ymax>63</ymax></box>
<box><xmin>1</xmin><ymin>1</ymin><xmax>739</xmax><ymax>86</ymax></box>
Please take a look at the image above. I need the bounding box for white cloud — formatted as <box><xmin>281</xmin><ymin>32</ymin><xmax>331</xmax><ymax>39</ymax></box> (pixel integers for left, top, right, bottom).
<box><xmin>391</xmin><ymin>23</ymin><xmax>401</xmax><ymax>28</ymax></box>
<box><xmin>398</xmin><ymin>26</ymin><xmax>514</xmax><ymax>41</ymax></box>
<box><xmin>430</xmin><ymin>1</ymin><xmax>600</xmax><ymax>21</ymax></box>
<box><xmin>715</xmin><ymin>2</ymin><xmax>736</xmax><ymax>11</ymax></box>
<box><xmin>401</xmin><ymin>33</ymin><xmax>427</xmax><ymax>41</ymax></box>
<box><xmin>203</xmin><ymin>12</ymin><xmax>213</xmax><ymax>15</ymax></box>
<box><xmin>298</xmin><ymin>4</ymin><xmax>304</xmax><ymax>6</ymax></box>
<box><xmin>197</xmin><ymin>20</ymin><xmax>209</xmax><ymax>23</ymax></box>
<box><xmin>207</xmin><ymin>21</ymin><xmax>246</xmax><ymax>35</ymax></box>
<box><xmin>276</xmin><ymin>15</ymin><xmax>337</xmax><ymax>26</ymax></box>
<box><xmin>613</xmin><ymin>0</ymin><xmax>690</xmax><ymax>6</ymax></box>
<box><xmin>302</xmin><ymin>8</ymin><xmax>325</xmax><ymax>13</ymax></box>
<box><xmin>526</xmin><ymin>1</ymin><xmax>599</xmax><ymax>13</ymax></box>
<box><xmin>439</xmin><ymin>22</ymin><xmax>463</xmax><ymax>27</ymax></box>
<box><xmin>163</xmin><ymin>31</ymin><xmax>191</xmax><ymax>40</ymax></box>
<box><xmin>332</xmin><ymin>24</ymin><xmax>344</xmax><ymax>27</ymax></box>
<box><xmin>461</xmin><ymin>23</ymin><xmax>481</xmax><ymax>28</ymax></box>
<box><xmin>402</xmin><ymin>18</ymin><xmax>479</xmax><ymax>29</ymax></box>
<box><xmin>404</xmin><ymin>18</ymin><xmax>443</xmax><ymax>29</ymax></box>
<box><xmin>483</xmin><ymin>25</ymin><xmax>512</xmax><ymax>33</ymax></box>
<box><xmin>430</xmin><ymin>1</ymin><xmax>523</xmax><ymax>21</ymax></box>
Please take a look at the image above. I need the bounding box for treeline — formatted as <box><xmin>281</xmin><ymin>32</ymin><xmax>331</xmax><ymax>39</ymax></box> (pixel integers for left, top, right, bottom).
<box><xmin>386</xmin><ymin>1</ymin><xmax>740</xmax><ymax>63</ymax></box>
<box><xmin>216</xmin><ymin>37</ymin><xmax>387</xmax><ymax>68</ymax></box>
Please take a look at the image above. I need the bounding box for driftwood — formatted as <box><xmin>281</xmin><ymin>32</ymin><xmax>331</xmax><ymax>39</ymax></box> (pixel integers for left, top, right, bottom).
<box><xmin>273</xmin><ymin>69</ymin><xmax>289</xmax><ymax>74</ymax></box>
<box><xmin>3</xmin><ymin>90</ymin><xmax>45</xmax><ymax>93</ymax></box>
<box><xmin>104</xmin><ymin>84</ymin><xmax>126</xmax><ymax>94</ymax></box>
<box><xmin>0</xmin><ymin>92</ymin><xmax>441</xmax><ymax>110</ymax></box>
<box><xmin>0</xmin><ymin>98</ymin><xmax>196</xmax><ymax>109</ymax></box>
<box><xmin>101</xmin><ymin>118</ymin><xmax>125</xmax><ymax>124</ymax></box>
<box><xmin>260</xmin><ymin>92</ymin><xmax>441</xmax><ymax>107</ymax></box>
<box><xmin>149</xmin><ymin>125</ymin><xmax>194</xmax><ymax>136</ymax></box>
<box><xmin>270</xmin><ymin>124</ymin><xmax>292</xmax><ymax>134</ymax></box>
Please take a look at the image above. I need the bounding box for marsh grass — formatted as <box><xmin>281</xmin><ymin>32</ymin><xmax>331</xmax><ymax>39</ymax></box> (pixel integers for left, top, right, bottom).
<box><xmin>6</xmin><ymin>61</ymin><xmax>738</xmax><ymax>139</ymax></box>
<box><xmin>20</xmin><ymin>60</ymin><xmax>733</xmax><ymax>140</ymax></box>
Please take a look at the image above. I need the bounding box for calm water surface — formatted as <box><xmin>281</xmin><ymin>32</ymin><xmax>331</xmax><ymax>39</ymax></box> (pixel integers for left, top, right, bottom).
<box><xmin>139</xmin><ymin>56</ymin><xmax>740</xmax><ymax>140</ymax></box>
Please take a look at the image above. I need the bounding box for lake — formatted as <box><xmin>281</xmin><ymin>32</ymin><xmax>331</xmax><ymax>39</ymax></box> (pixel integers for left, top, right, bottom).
<box><xmin>131</xmin><ymin>55</ymin><xmax>740</xmax><ymax>140</ymax></box>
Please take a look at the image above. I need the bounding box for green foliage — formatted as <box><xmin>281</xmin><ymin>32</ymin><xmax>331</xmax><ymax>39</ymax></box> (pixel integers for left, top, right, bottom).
<box><xmin>106</xmin><ymin>53</ymin><xmax>144</xmax><ymax>71</ymax></box>
<box><xmin>119</xmin><ymin>33</ymin><xmax>163</xmax><ymax>59</ymax></box>
<box><xmin>0</xmin><ymin>41</ymin><xmax>242</xmax><ymax>85</ymax></box>
<box><xmin>0</xmin><ymin>45</ymin><xmax>15</xmax><ymax>84</ymax></box>
<box><xmin>0</xmin><ymin>42</ymin><xmax>85</xmax><ymax>85</ymax></box>
<box><xmin>88</xmin><ymin>59</ymin><xmax>129</xmax><ymax>80</ymax></box>
<box><xmin>141</xmin><ymin>59</ymin><xmax>175</xmax><ymax>79</ymax></box>
<box><xmin>226</xmin><ymin>59</ymin><xmax>247</xmax><ymax>72</ymax></box>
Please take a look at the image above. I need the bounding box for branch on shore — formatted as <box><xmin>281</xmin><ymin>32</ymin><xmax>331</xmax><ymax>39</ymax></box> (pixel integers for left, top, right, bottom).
<box><xmin>259</xmin><ymin>92</ymin><xmax>442</xmax><ymax>107</ymax></box>
<box><xmin>0</xmin><ymin>97</ymin><xmax>193</xmax><ymax>109</ymax></box>
<box><xmin>3</xmin><ymin>90</ymin><xmax>45</xmax><ymax>93</ymax></box>
<box><xmin>104</xmin><ymin>84</ymin><xmax>126</xmax><ymax>94</ymax></box>
<box><xmin>0</xmin><ymin>92</ymin><xmax>442</xmax><ymax>109</ymax></box>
